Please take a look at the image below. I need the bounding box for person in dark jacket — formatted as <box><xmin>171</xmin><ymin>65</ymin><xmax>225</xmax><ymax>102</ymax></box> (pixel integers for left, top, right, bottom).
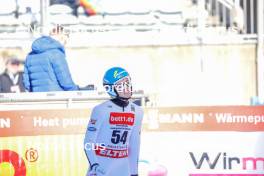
<box><xmin>0</xmin><ymin>57</ymin><xmax>25</xmax><ymax>93</ymax></box>
<box><xmin>23</xmin><ymin>26</ymin><xmax>79</xmax><ymax>92</ymax></box>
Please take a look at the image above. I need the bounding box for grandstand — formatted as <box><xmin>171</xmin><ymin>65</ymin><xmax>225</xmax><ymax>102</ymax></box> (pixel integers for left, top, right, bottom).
<box><xmin>0</xmin><ymin>0</ymin><xmax>256</xmax><ymax>41</ymax></box>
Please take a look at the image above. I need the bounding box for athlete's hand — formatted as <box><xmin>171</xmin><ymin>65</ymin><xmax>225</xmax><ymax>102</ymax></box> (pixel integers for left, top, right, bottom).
<box><xmin>87</xmin><ymin>170</ymin><xmax>96</xmax><ymax>176</ymax></box>
<box><xmin>87</xmin><ymin>163</ymin><xmax>98</xmax><ymax>176</ymax></box>
<box><xmin>95</xmin><ymin>165</ymin><xmax>106</xmax><ymax>176</ymax></box>
<box><xmin>87</xmin><ymin>164</ymin><xmax>106</xmax><ymax>176</ymax></box>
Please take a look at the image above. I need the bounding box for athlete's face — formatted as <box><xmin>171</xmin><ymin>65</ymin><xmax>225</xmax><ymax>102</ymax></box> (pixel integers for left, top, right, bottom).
<box><xmin>114</xmin><ymin>76</ymin><xmax>132</xmax><ymax>99</ymax></box>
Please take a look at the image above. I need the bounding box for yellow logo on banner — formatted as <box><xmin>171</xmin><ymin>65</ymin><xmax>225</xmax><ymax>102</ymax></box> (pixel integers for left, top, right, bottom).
<box><xmin>0</xmin><ymin>162</ymin><xmax>15</xmax><ymax>176</ymax></box>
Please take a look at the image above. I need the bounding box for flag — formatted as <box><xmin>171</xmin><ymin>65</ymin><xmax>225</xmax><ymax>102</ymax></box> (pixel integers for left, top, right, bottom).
<box><xmin>80</xmin><ymin>0</ymin><xmax>97</xmax><ymax>15</ymax></box>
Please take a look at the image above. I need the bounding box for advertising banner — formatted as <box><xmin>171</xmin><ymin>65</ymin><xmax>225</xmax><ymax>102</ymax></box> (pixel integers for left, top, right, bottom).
<box><xmin>0</xmin><ymin>106</ymin><xmax>263</xmax><ymax>176</ymax></box>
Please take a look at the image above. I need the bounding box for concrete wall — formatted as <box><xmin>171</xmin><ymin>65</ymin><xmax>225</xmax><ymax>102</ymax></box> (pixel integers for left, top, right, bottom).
<box><xmin>0</xmin><ymin>44</ymin><xmax>257</xmax><ymax>106</ymax></box>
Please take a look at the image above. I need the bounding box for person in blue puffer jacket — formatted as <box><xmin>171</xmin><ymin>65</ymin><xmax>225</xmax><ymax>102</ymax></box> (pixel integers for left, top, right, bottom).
<box><xmin>23</xmin><ymin>26</ymin><xmax>79</xmax><ymax>92</ymax></box>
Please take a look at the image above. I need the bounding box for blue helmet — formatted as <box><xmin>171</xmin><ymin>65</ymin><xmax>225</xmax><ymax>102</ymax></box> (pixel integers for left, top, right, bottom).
<box><xmin>103</xmin><ymin>67</ymin><xmax>130</xmax><ymax>98</ymax></box>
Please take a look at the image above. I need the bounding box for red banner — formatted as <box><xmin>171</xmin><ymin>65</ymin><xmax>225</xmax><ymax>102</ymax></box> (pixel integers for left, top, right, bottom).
<box><xmin>0</xmin><ymin>106</ymin><xmax>264</xmax><ymax>137</ymax></box>
<box><xmin>143</xmin><ymin>106</ymin><xmax>264</xmax><ymax>131</ymax></box>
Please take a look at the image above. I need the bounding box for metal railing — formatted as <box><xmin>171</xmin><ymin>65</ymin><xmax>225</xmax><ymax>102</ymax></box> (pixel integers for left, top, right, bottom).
<box><xmin>0</xmin><ymin>91</ymin><xmax>148</xmax><ymax>110</ymax></box>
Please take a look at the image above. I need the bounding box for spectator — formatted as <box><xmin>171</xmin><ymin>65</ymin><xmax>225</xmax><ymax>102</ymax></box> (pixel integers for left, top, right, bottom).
<box><xmin>23</xmin><ymin>25</ymin><xmax>79</xmax><ymax>92</ymax></box>
<box><xmin>26</xmin><ymin>7</ymin><xmax>38</xmax><ymax>33</ymax></box>
<box><xmin>0</xmin><ymin>51</ymin><xmax>9</xmax><ymax>74</ymax></box>
<box><xmin>0</xmin><ymin>57</ymin><xmax>25</xmax><ymax>93</ymax></box>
